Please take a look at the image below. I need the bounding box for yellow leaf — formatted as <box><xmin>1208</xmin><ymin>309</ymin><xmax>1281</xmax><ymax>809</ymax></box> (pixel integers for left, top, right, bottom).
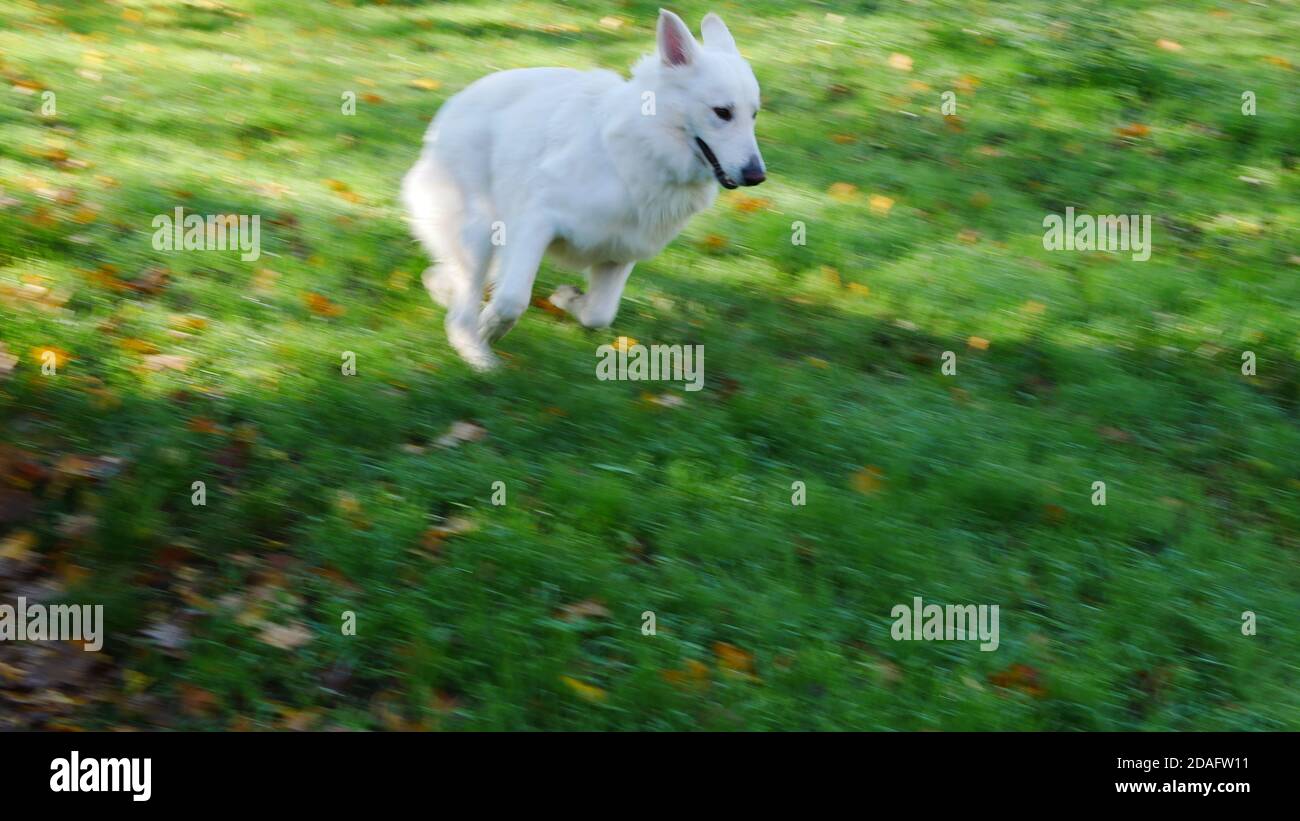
<box><xmin>613</xmin><ymin>336</ymin><xmax>638</xmax><ymax>352</ymax></box>
<box><xmin>0</xmin><ymin>530</ymin><xmax>36</xmax><ymax>561</ymax></box>
<box><xmin>1155</xmin><ymin>39</ymin><xmax>1183</xmax><ymax>52</ymax></box>
<box><xmin>662</xmin><ymin>659</ymin><xmax>710</xmax><ymax>691</ymax></box>
<box><xmin>118</xmin><ymin>338</ymin><xmax>159</xmax><ymax>355</ymax></box>
<box><xmin>967</xmin><ymin>335</ymin><xmax>990</xmax><ymax>350</ymax></box>
<box><xmin>888</xmin><ymin>53</ymin><xmax>913</xmax><ymax>71</ymax></box>
<box><xmin>869</xmin><ymin>194</ymin><xmax>894</xmax><ymax>216</ymax></box>
<box><xmin>851</xmin><ymin>465</ymin><xmax>885</xmax><ymax>494</ymax></box>
<box><xmin>828</xmin><ymin>182</ymin><xmax>859</xmax><ymax>203</ymax></box>
<box><xmin>408</xmin><ymin>78</ymin><xmax>442</xmax><ymax>90</ymax></box>
<box><xmin>560</xmin><ymin>676</ymin><xmax>607</xmax><ymax>703</ymax></box>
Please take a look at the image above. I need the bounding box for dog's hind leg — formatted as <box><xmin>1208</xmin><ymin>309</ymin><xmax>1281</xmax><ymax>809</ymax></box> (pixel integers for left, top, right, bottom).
<box><xmin>441</xmin><ymin>217</ymin><xmax>497</xmax><ymax>370</ymax></box>
<box><xmin>550</xmin><ymin>261</ymin><xmax>634</xmax><ymax>329</ymax></box>
<box><xmin>402</xmin><ymin>156</ymin><xmax>499</xmax><ymax>370</ymax></box>
<box><xmin>478</xmin><ymin>224</ymin><xmax>550</xmax><ymax>344</ymax></box>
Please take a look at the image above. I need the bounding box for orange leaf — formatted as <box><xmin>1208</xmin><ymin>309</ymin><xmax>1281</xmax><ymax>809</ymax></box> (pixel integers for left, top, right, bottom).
<box><xmin>851</xmin><ymin>465</ymin><xmax>885</xmax><ymax>494</ymax></box>
<box><xmin>304</xmin><ymin>292</ymin><xmax>345</xmax><ymax>317</ymax></box>
<box><xmin>869</xmin><ymin>194</ymin><xmax>894</xmax><ymax>216</ymax></box>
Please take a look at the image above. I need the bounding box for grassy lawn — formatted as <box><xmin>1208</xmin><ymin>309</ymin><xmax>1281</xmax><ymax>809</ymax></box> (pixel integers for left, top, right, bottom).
<box><xmin>1</xmin><ymin>0</ymin><xmax>1297</xmax><ymax>730</ymax></box>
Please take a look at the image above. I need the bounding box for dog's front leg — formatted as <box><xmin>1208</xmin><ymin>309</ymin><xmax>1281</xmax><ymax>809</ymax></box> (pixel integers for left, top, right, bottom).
<box><xmin>478</xmin><ymin>224</ymin><xmax>551</xmax><ymax>344</ymax></box>
<box><xmin>550</xmin><ymin>261</ymin><xmax>634</xmax><ymax>329</ymax></box>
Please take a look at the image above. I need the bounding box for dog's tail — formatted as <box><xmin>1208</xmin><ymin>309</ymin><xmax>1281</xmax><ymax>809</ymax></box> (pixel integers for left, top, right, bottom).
<box><xmin>400</xmin><ymin>154</ymin><xmax>443</xmax><ymax>258</ymax></box>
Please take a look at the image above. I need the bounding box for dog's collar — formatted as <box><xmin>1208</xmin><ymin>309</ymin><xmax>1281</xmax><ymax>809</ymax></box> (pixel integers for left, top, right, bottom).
<box><xmin>694</xmin><ymin>137</ymin><xmax>738</xmax><ymax>189</ymax></box>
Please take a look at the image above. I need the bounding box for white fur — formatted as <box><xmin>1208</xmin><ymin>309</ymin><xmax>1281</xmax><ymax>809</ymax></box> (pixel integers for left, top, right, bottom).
<box><xmin>401</xmin><ymin>10</ymin><xmax>764</xmax><ymax>370</ymax></box>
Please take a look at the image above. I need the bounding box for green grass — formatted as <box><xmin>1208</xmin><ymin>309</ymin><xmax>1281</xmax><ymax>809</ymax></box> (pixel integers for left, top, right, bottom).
<box><xmin>0</xmin><ymin>0</ymin><xmax>1297</xmax><ymax>730</ymax></box>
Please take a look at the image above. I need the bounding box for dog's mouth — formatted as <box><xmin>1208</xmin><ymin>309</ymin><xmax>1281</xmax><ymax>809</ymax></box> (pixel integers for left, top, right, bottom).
<box><xmin>694</xmin><ymin>137</ymin><xmax>738</xmax><ymax>189</ymax></box>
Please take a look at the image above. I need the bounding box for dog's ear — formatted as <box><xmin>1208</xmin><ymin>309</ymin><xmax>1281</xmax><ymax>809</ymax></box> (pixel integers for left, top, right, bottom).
<box><xmin>657</xmin><ymin>9</ymin><xmax>699</xmax><ymax>67</ymax></box>
<box><xmin>700</xmin><ymin>13</ymin><xmax>738</xmax><ymax>54</ymax></box>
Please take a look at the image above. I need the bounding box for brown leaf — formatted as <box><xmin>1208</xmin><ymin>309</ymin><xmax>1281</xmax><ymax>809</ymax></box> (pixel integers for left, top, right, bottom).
<box><xmin>258</xmin><ymin>621</ymin><xmax>313</xmax><ymax>650</ymax></box>
<box><xmin>556</xmin><ymin>599</ymin><xmax>611</xmax><ymax>622</ymax></box>
<box><xmin>304</xmin><ymin>292</ymin><xmax>345</xmax><ymax>317</ymax></box>
<box><xmin>988</xmin><ymin>663</ymin><xmax>1046</xmax><ymax>697</ymax></box>
<box><xmin>435</xmin><ymin>420</ymin><xmax>486</xmax><ymax>448</ymax></box>
<box><xmin>851</xmin><ymin>465</ymin><xmax>885</xmax><ymax>494</ymax></box>
<box><xmin>714</xmin><ymin>642</ymin><xmax>756</xmax><ymax>679</ymax></box>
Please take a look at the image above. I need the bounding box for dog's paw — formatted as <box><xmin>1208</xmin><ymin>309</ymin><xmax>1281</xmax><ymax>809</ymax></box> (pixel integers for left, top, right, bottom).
<box><xmin>548</xmin><ymin>285</ymin><xmax>584</xmax><ymax>313</ymax></box>
<box><xmin>458</xmin><ymin>346</ymin><xmax>501</xmax><ymax>373</ymax></box>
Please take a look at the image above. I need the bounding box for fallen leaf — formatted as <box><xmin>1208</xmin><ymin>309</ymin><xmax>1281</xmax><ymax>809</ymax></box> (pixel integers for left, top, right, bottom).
<box><xmin>259</xmin><ymin>622</ymin><xmax>313</xmax><ymax>650</ymax></box>
<box><xmin>304</xmin><ymin>292</ymin><xmax>345</xmax><ymax>317</ymax></box>
<box><xmin>0</xmin><ymin>530</ymin><xmax>36</xmax><ymax>561</ymax></box>
<box><xmin>1155</xmin><ymin>38</ymin><xmax>1183</xmax><ymax>52</ymax></box>
<box><xmin>0</xmin><ymin>344</ymin><xmax>16</xmax><ymax>379</ymax></box>
<box><xmin>828</xmin><ymin>182</ymin><xmax>859</xmax><ymax>203</ymax></box>
<box><xmin>967</xmin><ymin>335</ymin><xmax>990</xmax><ymax>351</ymax></box>
<box><xmin>435</xmin><ymin>420</ymin><xmax>487</xmax><ymax>448</ymax></box>
<box><xmin>662</xmin><ymin>659</ymin><xmax>710</xmax><ymax>691</ymax></box>
<box><xmin>557</xmin><ymin>599</ymin><xmax>611</xmax><ymax>621</ymax></box>
<box><xmin>141</xmin><ymin>354</ymin><xmax>191</xmax><ymax>372</ymax></box>
<box><xmin>988</xmin><ymin>663</ymin><xmax>1046</xmax><ymax>697</ymax></box>
<box><xmin>888</xmin><ymin>53</ymin><xmax>914</xmax><ymax>71</ymax></box>
<box><xmin>851</xmin><ymin>465</ymin><xmax>885</xmax><ymax>494</ymax></box>
<box><xmin>869</xmin><ymin>194</ymin><xmax>895</xmax><ymax>216</ymax></box>
<box><xmin>714</xmin><ymin>642</ymin><xmax>757</xmax><ymax>679</ymax></box>
<box><xmin>142</xmin><ymin>620</ymin><xmax>188</xmax><ymax>652</ymax></box>
<box><xmin>701</xmin><ymin>233</ymin><xmax>728</xmax><ymax>252</ymax></box>
<box><xmin>560</xmin><ymin>675</ymin><xmax>607</xmax><ymax>703</ymax></box>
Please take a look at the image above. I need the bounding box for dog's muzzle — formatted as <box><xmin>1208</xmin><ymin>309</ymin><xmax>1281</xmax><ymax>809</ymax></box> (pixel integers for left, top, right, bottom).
<box><xmin>694</xmin><ymin>137</ymin><xmax>738</xmax><ymax>189</ymax></box>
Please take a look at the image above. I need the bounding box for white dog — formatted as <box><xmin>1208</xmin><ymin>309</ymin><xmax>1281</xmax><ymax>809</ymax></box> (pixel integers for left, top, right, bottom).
<box><xmin>401</xmin><ymin>9</ymin><xmax>764</xmax><ymax>370</ymax></box>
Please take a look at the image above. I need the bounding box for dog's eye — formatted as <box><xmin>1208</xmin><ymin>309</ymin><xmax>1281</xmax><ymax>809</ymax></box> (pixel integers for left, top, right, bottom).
<box><xmin>713</xmin><ymin>106</ymin><xmax>733</xmax><ymax>121</ymax></box>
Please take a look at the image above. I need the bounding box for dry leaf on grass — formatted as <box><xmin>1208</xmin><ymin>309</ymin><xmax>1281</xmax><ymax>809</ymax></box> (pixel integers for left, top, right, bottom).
<box><xmin>436</xmin><ymin>420</ymin><xmax>487</xmax><ymax>448</ymax></box>
<box><xmin>556</xmin><ymin>599</ymin><xmax>611</xmax><ymax>622</ymax></box>
<box><xmin>560</xmin><ymin>675</ymin><xmax>607</xmax><ymax>703</ymax></box>
<box><xmin>259</xmin><ymin>621</ymin><xmax>313</xmax><ymax>650</ymax></box>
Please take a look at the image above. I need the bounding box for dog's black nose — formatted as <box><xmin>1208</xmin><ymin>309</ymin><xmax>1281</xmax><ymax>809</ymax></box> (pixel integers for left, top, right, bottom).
<box><xmin>741</xmin><ymin>160</ymin><xmax>766</xmax><ymax>186</ymax></box>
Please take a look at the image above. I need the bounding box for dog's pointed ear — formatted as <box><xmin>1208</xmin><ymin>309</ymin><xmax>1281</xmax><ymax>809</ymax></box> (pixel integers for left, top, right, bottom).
<box><xmin>700</xmin><ymin>12</ymin><xmax>738</xmax><ymax>54</ymax></box>
<box><xmin>657</xmin><ymin>9</ymin><xmax>699</xmax><ymax>67</ymax></box>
